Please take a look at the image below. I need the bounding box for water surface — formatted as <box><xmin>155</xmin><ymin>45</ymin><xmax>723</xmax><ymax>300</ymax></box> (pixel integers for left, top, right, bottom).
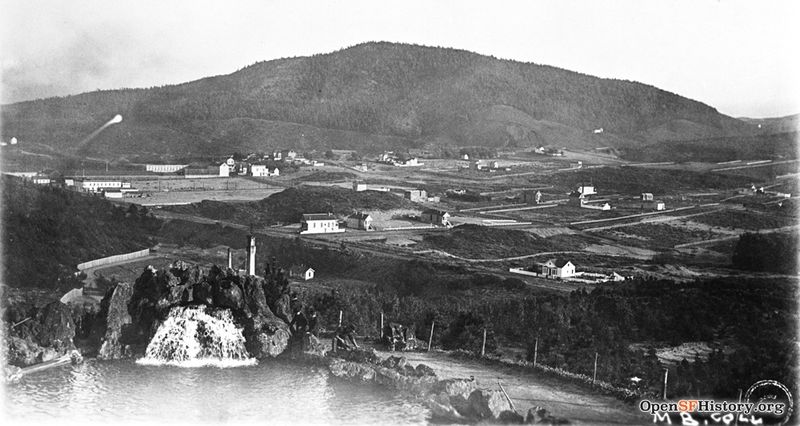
<box><xmin>5</xmin><ymin>359</ymin><xmax>429</xmax><ymax>425</ymax></box>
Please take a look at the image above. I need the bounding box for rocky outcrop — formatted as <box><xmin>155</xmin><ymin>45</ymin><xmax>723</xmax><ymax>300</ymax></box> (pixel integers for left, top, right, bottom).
<box><xmin>321</xmin><ymin>348</ymin><xmax>438</xmax><ymax>395</ymax></box>
<box><xmin>34</xmin><ymin>302</ymin><xmax>76</xmax><ymax>351</ymax></box>
<box><xmin>428</xmin><ymin>386</ymin><xmax>570</xmax><ymax>424</ymax></box>
<box><xmin>89</xmin><ymin>261</ymin><xmax>293</xmax><ymax>359</ymax></box>
<box><xmin>4</xmin><ymin>301</ymin><xmax>76</xmax><ymax>367</ymax></box>
<box><xmin>96</xmin><ymin>282</ymin><xmax>136</xmax><ymax>360</ymax></box>
<box><xmin>467</xmin><ymin>389</ymin><xmax>514</xmax><ymax>420</ymax></box>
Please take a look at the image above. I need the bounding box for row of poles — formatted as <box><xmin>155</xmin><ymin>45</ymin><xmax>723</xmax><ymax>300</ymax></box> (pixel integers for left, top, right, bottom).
<box><xmin>339</xmin><ymin>311</ymin><xmax>672</xmax><ymax>399</ymax></box>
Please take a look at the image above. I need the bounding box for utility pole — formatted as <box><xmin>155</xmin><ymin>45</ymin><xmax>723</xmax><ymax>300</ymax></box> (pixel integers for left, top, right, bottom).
<box><xmin>663</xmin><ymin>369</ymin><xmax>669</xmax><ymax>400</ymax></box>
<box><xmin>533</xmin><ymin>336</ymin><xmax>539</xmax><ymax>366</ymax></box>
<box><xmin>427</xmin><ymin>321</ymin><xmax>435</xmax><ymax>351</ymax></box>
<box><xmin>481</xmin><ymin>328</ymin><xmax>487</xmax><ymax>357</ymax></box>
<box><xmin>379</xmin><ymin>312</ymin><xmax>384</xmax><ymax>340</ymax></box>
<box><xmin>592</xmin><ymin>352</ymin><xmax>599</xmax><ymax>384</ymax></box>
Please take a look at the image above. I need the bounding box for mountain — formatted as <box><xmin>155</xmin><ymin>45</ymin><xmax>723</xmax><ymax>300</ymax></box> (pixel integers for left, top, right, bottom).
<box><xmin>1</xmin><ymin>42</ymin><xmax>759</xmax><ymax>162</ymax></box>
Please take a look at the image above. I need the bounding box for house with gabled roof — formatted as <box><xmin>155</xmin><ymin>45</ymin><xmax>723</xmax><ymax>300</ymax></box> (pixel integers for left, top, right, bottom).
<box><xmin>346</xmin><ymin>212</ymin><xmax>373</xmax><ymax>230</ymax></box>
<box><xmin>300</xmin><ymin>213</ymin><xmax>345</xmax><ymax>234</ymax></box>
<box><xmin>541</xmin><ymin>258</ymin><xmax>576</xmax><ymax>279</ymax></box>
<box><xmin>420</xmin><ymin>209</ymin><xmax>451</xmax><ymax>227</ymax></box>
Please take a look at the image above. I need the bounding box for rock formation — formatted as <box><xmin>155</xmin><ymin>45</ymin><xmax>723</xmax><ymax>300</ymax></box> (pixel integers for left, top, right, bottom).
<box><xmin>4</xmin><ymin>301</ymin><xmax>76</xmax><ymax>366</ymax></box>
<box><xmin>92</xmin><ymin>261</ymin><xmax>292</xmax><ymax>360</ymax></box>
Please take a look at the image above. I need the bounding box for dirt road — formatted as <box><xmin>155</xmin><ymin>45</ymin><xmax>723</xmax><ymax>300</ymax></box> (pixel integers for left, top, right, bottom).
<box><xmin>374</xmin><ymin>349</ymin><xmax>646</xmax><ymax>424</ymax></box>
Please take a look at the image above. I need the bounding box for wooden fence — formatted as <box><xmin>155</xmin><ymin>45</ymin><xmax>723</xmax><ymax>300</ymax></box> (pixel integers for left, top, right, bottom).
<box><xmin>77</xmin><ymin>248</ymin><xmax>150</xmax><ymax>271</ymax></box>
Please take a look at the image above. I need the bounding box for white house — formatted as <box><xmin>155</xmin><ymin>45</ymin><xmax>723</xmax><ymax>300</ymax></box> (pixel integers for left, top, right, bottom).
<box><xmin>541</xmin><ymin>259</ymin><xmax>576</xmax><ymax>279</ymax></box>
<box><xmin>300</xmin><ymin>213</ymin><xmax>345</xmax><ymax>234</ymax></box>
<box><xmin>251</xmin><ymin>165</ymin><xmax>270</xmax><ymax>177</ymax></box>
<box><xmin>577</xmin><ymin>184</ymin><xmax>596</xmax><ymax>196</ymax></box>
<box><xmin>289</xmin><ymin>266</ymin><xmax>315</xmax><ymax>281</ymax></box>
<box><xmin>353</xmin><ymin>182</ymin><xmax>367</xmax><ymax>192</ymax></box>
<box><xmin>219</xmin><ymin>163</ymin><xmax>230</xmax><ymax>177</ymax></box>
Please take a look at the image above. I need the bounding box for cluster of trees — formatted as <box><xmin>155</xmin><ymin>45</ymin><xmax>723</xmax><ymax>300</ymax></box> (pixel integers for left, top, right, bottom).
<box><xmin>732</xmin><ymin>232</ymin><xmax>798</xmax><ymax>274</ymax></box>
<box><xmin>2</xmin><ymin>177</ymin><xmax>160</xmax><ymax>289</ymax></box>
<box><xmin>257</xmin><ymin>235</ymin><xmax>796</xmax><ymax>399</ymax></box>
<box><xmin>457</xmin><ymin>147</ymin><xmax>498</xmax><ymax>159</ymax></box>
<box><xmin>622</xmin><ymin>132</ymin><xmax>798</xmax><ymax>163</ymax></box>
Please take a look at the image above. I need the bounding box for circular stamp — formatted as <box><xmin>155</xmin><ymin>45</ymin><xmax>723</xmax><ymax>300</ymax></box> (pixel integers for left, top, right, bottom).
<box><xmin>744</xmin><ymin>380</ymin><xmax>794</xmax><ymax>425</ymax></box>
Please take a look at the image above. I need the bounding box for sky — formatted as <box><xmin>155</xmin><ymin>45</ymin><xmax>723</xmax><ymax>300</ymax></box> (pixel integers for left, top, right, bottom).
<box><xmin>1</xmin><ymin>0</ymin><xmax>798</xmax><ymax>118</ymax></box>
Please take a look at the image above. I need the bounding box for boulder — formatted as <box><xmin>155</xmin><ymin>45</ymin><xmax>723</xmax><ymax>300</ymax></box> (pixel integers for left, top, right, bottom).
<box><xmin>6</xmin><ymin>336</ymin><xmax>41</xmax><ymax>366</ymax></box>
<box><xmin>450</xmin><ymin>394</ymin><xmax>473</xmax><ymax>418</ymax></box>
<box><xmin>524</xmin><ymin>406</ymin><xmax>569</xmax><ymax>424</ymax></box>
<box><xmin>433</xmin><ymin>377</ymin><xmax>478</xmax><ymax>398</ymax></box>
<box><xmin>427</xmin><ymin>396</ymin><xmax>469</xmax><ymax>422</ymax></box>
<box><xmin>334</xmin><ymin>347</ymin><xmax>381</xmax><ymax>364</ymax></box>
<box><xmin>245</xmin><ymin>327</ymin><xmax>291</xmax><ymax>358</ymax></box>
<box><xmin>328</xmin><ymin>359</ymin><xmax>376</xmax><ymax>382</ymax></box>
<box><xmin>381</xmin><ymin>355</ymin><xmax>408</xmax><ymax>370</ymax></box>
<box><xmin>467</xmin><ymin>389</ymin><xmax>513</xmax><ymax>420</ymax></box>
<box><xmin>4</xmin><ymin>364</ymin><xmax>22</xmax><ymax>383</ymax></box>
<box><xmin>498</xmin><ymin>410</ymin><xmax>525</xmax><ymax>424</ymax></box>
<box><xmin>415</xmin><ymin>363</ymin><xmax>437</xmax><ymax>377</ymax></box>
<box><xmin>402</xmin><ymin>364</ymin><xmax>418</xmax><ymax>377</ymax></box>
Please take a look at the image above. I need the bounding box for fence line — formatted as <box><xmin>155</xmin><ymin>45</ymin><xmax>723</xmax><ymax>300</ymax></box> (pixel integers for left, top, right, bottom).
<box><xmin>77</xmin><ymin>248</ymin><xmax>151</xmax><ymax>270</ymax></box>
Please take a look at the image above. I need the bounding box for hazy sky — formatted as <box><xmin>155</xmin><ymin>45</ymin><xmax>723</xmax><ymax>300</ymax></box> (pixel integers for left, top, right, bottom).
<box><xmin>1</xmin><ymin>0</ymin><xmax>798</xmax><ymax>118</ymax></box>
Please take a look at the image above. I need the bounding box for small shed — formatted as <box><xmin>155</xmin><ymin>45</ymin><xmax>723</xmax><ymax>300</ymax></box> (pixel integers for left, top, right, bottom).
<box><xmin>289</xmin><ymin>266</ymin><xmax>315</xmax><ymax>281</ymax></box>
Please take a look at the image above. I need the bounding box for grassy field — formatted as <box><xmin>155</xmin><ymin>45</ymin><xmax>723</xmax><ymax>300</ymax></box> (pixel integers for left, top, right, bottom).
<box><xmin>596</xmin><ymin>223</ymin><xmax>724</xmax><ymax>249</ymax></box>
<box><xmin>690</xmin><ymin>209</ymin><xmax>797</xmax><ymax>230</ymax></box>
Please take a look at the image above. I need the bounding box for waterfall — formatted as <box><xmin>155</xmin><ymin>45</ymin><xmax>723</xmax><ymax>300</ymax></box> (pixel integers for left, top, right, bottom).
<box><xmin>137</xmin><ymin>305</ymin><xmax>256</xmax><ymax>367</ymax></box>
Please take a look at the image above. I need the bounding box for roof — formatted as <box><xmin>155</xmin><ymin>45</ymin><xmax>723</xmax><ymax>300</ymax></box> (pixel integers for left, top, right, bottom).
<box><xmin>545</xmin><ymin>258</ymin><xmax>573</xmax><ymax>268</ymax></box>
<box><xmin>348</xmin><ymin>212</ymin><xmax>372</xmax><ymax>220</ymax></box>
<box><xmin>422</xmin><ymin>208</ymin><xmax>449</xmax><ymax>216</ymax></box>
<box><xmin>302</xmin><ymin>213</ymin><xmax>335</xmax><ymax>221</ymax></box>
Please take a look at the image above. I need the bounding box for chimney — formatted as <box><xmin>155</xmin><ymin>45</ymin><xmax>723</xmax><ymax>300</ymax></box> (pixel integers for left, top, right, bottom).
<box><xmin>246</xmin><ymin>235</ymin><xmax>256</xmax><ymax>276</ymax></box>
<box><xmin>227</xmin><ymin>248</ymin><xmax>232</xmax><ymax>269</ymax></box>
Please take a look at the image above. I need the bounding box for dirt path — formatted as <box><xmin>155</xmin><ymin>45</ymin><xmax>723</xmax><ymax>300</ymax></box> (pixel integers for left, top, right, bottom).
<box><xmin>374</xmin><ymin>350</ymin><xmax>646</xmax><ymax>424</ymax></box>
<box><xmin>413</xmin><ymin>249</ymin><xmax>583</xmax><ymax>263</ymax></box>
<box><xmin>674</xmin><ymin>224</ymin><xmax>800</xmax><ymax>248</ymax></box>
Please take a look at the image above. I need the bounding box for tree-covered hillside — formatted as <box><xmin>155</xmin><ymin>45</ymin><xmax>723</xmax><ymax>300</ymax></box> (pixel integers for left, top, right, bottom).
<box><xmin>1</xmin><ymin>177</ymin><xmax>160</xmax><ymax>288</ymax></box>
<box><xmin>1</xmin><ymin>42</ymin><xmax>756</xmax><ymax>161</ymax></box>
<box><xmin>167</xmin><ymin>185</ymin><xmax>418</xmax><ymax>225</ymax></box>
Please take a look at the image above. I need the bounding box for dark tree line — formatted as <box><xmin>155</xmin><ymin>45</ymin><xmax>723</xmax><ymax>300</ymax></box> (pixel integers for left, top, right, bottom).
<box><xmin>732</xmin><ymin>232</ymin><xmax>798</xmax><ymax>274</ymax></box>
